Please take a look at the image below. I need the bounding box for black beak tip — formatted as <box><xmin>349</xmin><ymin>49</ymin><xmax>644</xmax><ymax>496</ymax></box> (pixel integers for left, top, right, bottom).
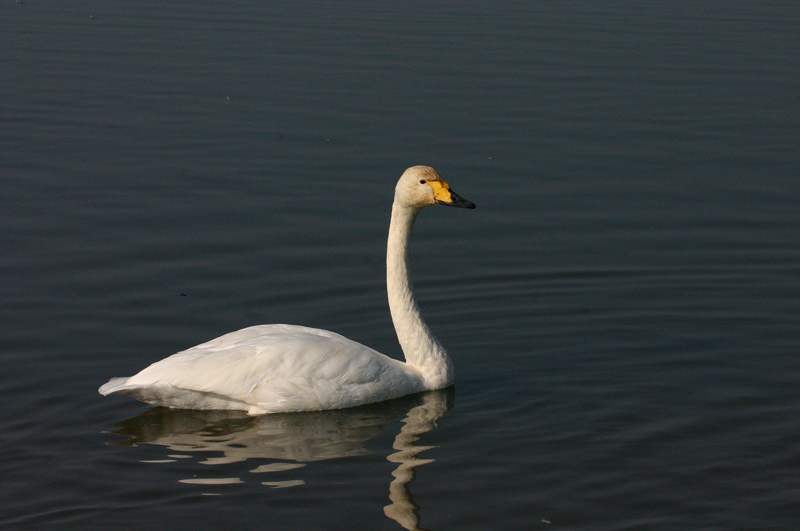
<box><xmin>439</xmin><ymin>192</ymin><xmax>475</xmax><ymax>209</ymax></box>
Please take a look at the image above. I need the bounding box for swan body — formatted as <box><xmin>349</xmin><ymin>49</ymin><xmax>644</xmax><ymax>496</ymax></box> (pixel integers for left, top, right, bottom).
<box><xmin>99</xmin><ymin>166</ymin><xmax>475</xmax><ymax>415</ymax></box>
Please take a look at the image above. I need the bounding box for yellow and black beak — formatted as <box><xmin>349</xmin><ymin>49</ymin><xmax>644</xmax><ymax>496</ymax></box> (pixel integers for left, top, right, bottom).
<box><xmin>428</xmin><ymin>180</ymin><xmax>476</xmax><ymax>209</ymax></box>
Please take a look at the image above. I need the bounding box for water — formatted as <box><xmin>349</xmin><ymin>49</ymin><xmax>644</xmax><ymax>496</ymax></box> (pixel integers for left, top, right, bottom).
<box><xmin>2</xmin><ymin>1</ymin><xmax>799</xmax><ymax>530</ymax></box>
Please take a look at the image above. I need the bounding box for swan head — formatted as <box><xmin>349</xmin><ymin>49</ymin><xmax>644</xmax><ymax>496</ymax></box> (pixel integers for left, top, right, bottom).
<box><xmin>395</xmin><ymin>166</ymin><xmax>476</xmax><ymax>210</ymax></box>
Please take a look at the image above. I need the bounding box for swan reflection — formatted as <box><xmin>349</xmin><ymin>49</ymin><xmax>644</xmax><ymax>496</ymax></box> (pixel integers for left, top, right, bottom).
<box><xmin>105</xmin><ymin>388</ymin><xmax>453</xmax><ymax>529</ymax></box>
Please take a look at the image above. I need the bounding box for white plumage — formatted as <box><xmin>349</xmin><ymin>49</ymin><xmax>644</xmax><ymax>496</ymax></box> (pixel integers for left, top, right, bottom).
<box><xmin>99</xmin><ymin>166</ymin><xmax>475</xmax><ymax>415</ymax></box>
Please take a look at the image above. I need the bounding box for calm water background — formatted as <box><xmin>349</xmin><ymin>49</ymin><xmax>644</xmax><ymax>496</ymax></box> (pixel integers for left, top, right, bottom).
<box><xmin>2</xmin><ymin>1</ymin><xmax>799</xmax><ymax>530</ymax></box>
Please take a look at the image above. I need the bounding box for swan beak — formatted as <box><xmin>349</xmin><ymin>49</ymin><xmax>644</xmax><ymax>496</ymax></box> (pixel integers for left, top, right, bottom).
<box><xmin>429</xmin><ymin>180</ymin><xmax>476</xmax><ymax>209</ymax></box>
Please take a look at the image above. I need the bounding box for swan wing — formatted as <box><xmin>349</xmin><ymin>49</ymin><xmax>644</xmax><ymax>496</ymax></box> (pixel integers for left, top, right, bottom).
<box><xmin>100</xmin><ymin>324</ymin><xmax>425</xmax><ymax>414</ymax></box>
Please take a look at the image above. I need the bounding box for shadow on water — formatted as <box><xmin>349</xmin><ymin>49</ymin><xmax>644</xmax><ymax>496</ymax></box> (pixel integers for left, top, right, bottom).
<box><xmin>104</xmin><ymin>388</ymin><xmax>453</xmax><ymax>531</ymax></box>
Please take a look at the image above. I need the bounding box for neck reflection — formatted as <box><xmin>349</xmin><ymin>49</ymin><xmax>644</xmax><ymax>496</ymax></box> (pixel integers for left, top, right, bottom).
<box><xmin>384</xmin><ymin>389</ymin><xmax>451</xmax><ymax>531</ymax></box>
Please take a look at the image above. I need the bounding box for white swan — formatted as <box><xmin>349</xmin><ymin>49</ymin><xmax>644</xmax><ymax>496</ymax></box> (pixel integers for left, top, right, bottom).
<box><xmin>99</xmin><ymin>166</ymin><xmax>475</xmax><ymax>415</ymax></box>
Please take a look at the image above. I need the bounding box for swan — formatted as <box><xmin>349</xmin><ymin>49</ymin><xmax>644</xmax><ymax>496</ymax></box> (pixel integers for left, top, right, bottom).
<box><xmin>99</xmin><ymin>166</ymin><xmax>475</xmax><ymax>415</ymax></box>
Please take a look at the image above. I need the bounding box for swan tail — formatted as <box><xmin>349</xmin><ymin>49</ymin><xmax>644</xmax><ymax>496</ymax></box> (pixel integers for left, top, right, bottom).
<box><xmin>99</xmin><ymin>377</ymin><xmax>259</xmax><ymax>412</ymax></box>
<box><xmin>98</xmin><ymin>377</ymin><xmax>134</xmax><ymax>396</ymax></box>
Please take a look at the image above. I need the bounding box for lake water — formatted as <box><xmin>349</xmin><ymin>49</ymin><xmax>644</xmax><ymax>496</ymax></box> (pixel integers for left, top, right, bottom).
<box><xmin>2</xmin><ymin>1</ymin><xmax>799</xmax><ymax>530</ymax></box>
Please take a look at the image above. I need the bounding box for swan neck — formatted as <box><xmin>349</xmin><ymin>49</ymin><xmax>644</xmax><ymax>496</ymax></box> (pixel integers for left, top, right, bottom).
<box><xmin>386</xmin><ymin>201</ymin><xmax>453</xmax><ymax>389</ymax></box>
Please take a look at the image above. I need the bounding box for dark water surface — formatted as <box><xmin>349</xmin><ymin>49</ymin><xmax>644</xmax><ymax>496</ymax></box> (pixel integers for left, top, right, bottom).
<box><xmin>3</xmin><ymin>2</ymin><xmax>799</xmax><ymax>530</ymax></box>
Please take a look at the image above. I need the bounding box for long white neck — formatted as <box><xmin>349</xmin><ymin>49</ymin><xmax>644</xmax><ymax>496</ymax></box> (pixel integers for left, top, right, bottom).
<box><xmin>386</xmin><ymin>200</ymin><xmax>454</xmax><ymax>389</ymax></box>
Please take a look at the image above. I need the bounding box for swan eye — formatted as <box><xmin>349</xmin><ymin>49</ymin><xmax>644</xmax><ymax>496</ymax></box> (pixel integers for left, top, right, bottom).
<box><xmin>419</xmin><ymin>179</ymin><xmax>426</xmax><ymax>184</ymax></box>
